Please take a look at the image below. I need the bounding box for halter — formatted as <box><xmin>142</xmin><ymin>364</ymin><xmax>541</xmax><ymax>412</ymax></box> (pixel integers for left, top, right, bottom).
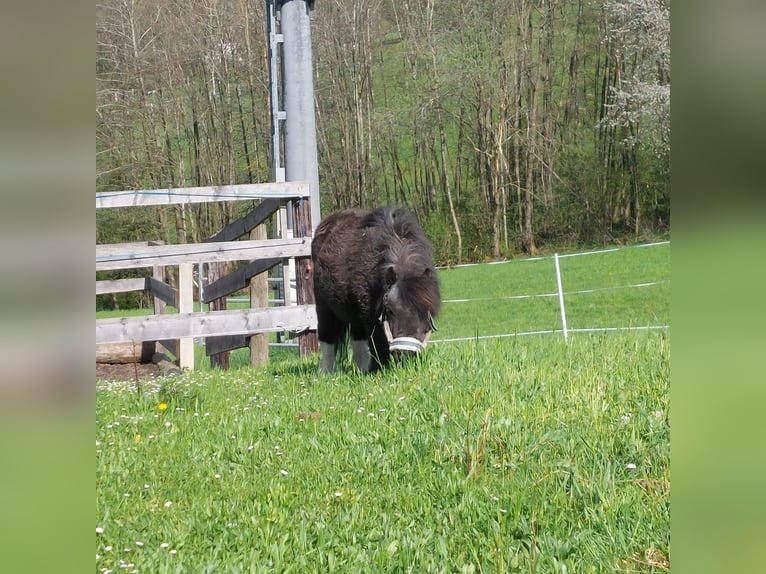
<box><xmin>378</xmin><ymin>309</ymin><xmax>437</xmax><ymax>353</ymax></box>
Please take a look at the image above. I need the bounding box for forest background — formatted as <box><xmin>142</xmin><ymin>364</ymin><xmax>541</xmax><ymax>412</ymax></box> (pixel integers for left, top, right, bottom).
<box><xmin>96</xmin><ymin>0</ymin><xmax>669</xmax><ymax>267</ymax></box>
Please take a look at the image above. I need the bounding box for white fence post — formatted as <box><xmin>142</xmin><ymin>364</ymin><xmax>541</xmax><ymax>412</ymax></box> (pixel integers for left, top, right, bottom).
<box><xmin>554</xmin><ymin>253</ymin><xmax>569</xmax><ymax>341</ymax></box>
<box><xmin>178</xmin><ymin>263</ymin><xmax>195</xmax><ymax>370</ymax></box>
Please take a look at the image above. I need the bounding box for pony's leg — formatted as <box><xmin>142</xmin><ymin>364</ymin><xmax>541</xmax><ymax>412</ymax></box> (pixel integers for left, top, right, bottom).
<box><xmin>368</xmin><ymin>325</ymin><xmax>390</xmax><ymax>372</ymax></box>
<box><xmin>349</xmin><ymin>324</ymin><xmax>371</xmax><ymax>372</ymax></box>
<box><xmin>319</xmin><ymin>341</ymin><xmax>338</xmax><ymax>373</ymax></box>
<box><xmin>316</xmin><ymin>305</ymin><xmax>344</xmax><ymax>373</ymax></box>
<box><xmin>350</xmin><ymin>339</ymin><xmax>371</xmax><ymax>372</ymax></box>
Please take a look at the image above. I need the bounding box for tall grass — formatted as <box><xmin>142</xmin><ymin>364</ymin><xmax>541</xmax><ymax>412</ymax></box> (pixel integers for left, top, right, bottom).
<box><xmin>97</xmin><ymin>332</ymin><xmax>669</xmax><ymax>572</ymax></box>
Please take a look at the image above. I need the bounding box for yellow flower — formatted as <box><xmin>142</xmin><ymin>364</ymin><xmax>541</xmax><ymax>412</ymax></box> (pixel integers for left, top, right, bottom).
<box><xmin>134</xmin><ymin>434</ymin><xmax>142</xmax><ymax>443</ymax></box>
<box><xmin>158</xmin><ymin>403</ymin><xmax>168</xmax><ymax>411</ymax></box>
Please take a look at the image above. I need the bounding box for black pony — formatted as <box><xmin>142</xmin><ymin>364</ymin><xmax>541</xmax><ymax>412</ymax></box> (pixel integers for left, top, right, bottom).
<box><xmin>311</xmin><ymin>207</ymin><xmax>441</xmax><ymax>372</ymax></box>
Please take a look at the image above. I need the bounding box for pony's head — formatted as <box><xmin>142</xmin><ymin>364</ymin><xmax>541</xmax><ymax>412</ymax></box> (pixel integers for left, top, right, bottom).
<box><xmin>373</xmin><ymin>209</ymin><xmax>441</xmax><ymax>360</ymax></box>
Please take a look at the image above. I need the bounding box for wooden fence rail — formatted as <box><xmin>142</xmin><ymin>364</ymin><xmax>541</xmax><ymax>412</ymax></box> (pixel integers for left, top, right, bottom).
<box><xmin>96</xmin><ymin>182</ymin><xmax>317</xmax><ymax>371</ymax></box>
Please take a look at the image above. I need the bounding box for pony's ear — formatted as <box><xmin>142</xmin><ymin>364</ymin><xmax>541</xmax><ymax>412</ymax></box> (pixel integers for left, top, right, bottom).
<box><xmin>385</xmin><ymin>266</ymin><xmax>397</xmax><ymax>287</ymax></box>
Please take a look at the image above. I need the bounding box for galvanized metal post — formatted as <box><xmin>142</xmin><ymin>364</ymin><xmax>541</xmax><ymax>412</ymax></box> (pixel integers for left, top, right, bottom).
<box><xmin>267</xmin><ymin>0</ymin><xmax>319</xmax><ymax>356</ymax></box>
<box><xmin>279</xmin><ymin>0</ymin><xmax>321</xmax><ymax>230</ymax></box>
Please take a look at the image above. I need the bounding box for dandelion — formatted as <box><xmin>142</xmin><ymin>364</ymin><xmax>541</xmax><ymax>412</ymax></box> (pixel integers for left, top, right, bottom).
<box><xmin>133</xmin><ymin>434</ymin><xmax>141</xmax><ymax>442</ymax></box>
<box><xmin>164</xmin><ymin>421</ymin><xmax>172</xmax><ymax>428</ymax></box>
<box><xmin>158</xmin><ymin>403</ymin><xmax>168</xmax><ymax>411</ymax></box>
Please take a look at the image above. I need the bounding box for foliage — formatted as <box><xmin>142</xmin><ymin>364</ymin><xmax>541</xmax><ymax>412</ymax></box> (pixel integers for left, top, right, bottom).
<box><xmin>96</xmin><ymin>0</ymin><xmax>670</xmax><ymax>263</ymax></box>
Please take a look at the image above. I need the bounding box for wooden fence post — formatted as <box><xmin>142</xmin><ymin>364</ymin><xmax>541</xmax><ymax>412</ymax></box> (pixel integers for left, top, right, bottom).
<box><xmin>207</xmin><ymin>262</ymin><xmax>230</xmax><ymax>369</ymax></box>
<box><xmin>292</xmin><ymin>199</ymin><xmax>318</xmax><ymax>356</ymax></box>
<box><xmin>250</xmin><ymin>224</ymin><xmax>270</xmax><ymax>366</ymax></box>
<box><xmin>178</xmin><ymin>263</ymin><xmax>195</xmax><ymax>370</ymax></box>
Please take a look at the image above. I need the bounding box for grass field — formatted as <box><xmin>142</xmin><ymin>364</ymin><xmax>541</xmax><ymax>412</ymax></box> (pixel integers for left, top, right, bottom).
<box><xmin>96</xmin><ymin>243</ymin><xmax>670</xmax><ymax>572</ymax></box>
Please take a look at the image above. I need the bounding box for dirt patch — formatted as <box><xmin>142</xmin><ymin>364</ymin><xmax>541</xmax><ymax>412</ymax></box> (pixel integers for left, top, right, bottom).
<box><xmin>96</xmin><ymin>362</ymin><xmax>162</xmax><ymax>382</ymax></box>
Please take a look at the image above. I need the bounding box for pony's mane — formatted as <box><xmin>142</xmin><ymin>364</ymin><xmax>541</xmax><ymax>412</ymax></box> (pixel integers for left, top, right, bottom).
<box><xmin>364</xmin><ymin>207</ymin><xmax>441</xmax><ymax>314</ymax></box>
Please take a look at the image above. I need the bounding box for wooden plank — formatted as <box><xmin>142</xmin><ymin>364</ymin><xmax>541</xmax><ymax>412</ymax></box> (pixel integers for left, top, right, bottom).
<box><xmin>206</xmin><ymin>334</ymin><xmax>248</xmax><ymax>356</ymax></box>
<box><xmin>147</xmin><ymin>277</ymin><xmax>177</xmax><ymax>306</ymax></box>
<box><xmin>96</xmin><ymin>305</ymin><xmax>317</xmax><ymax>344</ymax></box>
<box><xmin>202</xmin><ymin>258</ymin><xmax>281</xmax><ymax>303</ymax></box>
<box><xmin>292</xmin><ymin>198</ymin><xmax>319</xmax><ymax>356</ymax></box>
<box><xmin>205</xmin><ymin>199</ymin><xmax>281</xmax><ymax>243</ymax></box>
<box><xmin>96</xmin><ymin>237</ymin><xmax>311</xmax><ymax>271</ymax></box>
<box><xmin>206</xmin><ymin>261</ymin><xmax>230</xmax><ymax>369</ymax></box>
<box><xmin>177</xmin><ymin>264</ymin><xmax>194</xmax><ymax>370</ymax></box>
<box><xmin>96</xmin><ymin>278</ymin><xmax>147</xmax><ymax>295</ymax></box>
<box><xmin>96</xmin><ymin>181</ymin><xmax>310</xmax><ymax>209</ymax></box>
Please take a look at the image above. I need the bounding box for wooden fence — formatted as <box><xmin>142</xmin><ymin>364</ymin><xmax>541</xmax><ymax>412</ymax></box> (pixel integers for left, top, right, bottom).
<box><xmin>96</xmin><ymin>182</ymin><xmax>318</xmax><ymax>370</ymax></box>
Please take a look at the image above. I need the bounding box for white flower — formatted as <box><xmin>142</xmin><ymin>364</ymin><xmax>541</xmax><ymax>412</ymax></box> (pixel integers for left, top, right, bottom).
<box><xmin>164</xmin><ymin>421</ymin><xmax>172</xmax><ymax>428</ymax></box>
<box><xmin>96</xmin><ymin>526</ymin><xmax>104</xmax><ymax>534</ymax></box>
<box><xmin>214</xmin><ymin>473</ymin><xmax>221</xmax><ymax>479</ymax></box>
<box><xmin>626</xmin><ymin>463</ymin><xmax>637</xmax><ymax>470</ymax></box>
<box><xmin>135</xmin><ymin>541</ymin><xmax>144</xmax><ymax>547</ymax></box>
<box><xmin>164</xmin><ymin>500</ymin><xmax>172</xmax><ymax>508</ymax></box>
<box><xmin>170</xmin><ymin>549</ymin><xmax>177</xmax><ymax>555</ymax></box>
<box><xmin>280</xmin><ymin>469</ymin><xmax>288</xmax><ymax>476</ymax></box>
<box><xmin>104</xmin><ymin>546</ymin><xmax>113</xmax><ymax>552</ymax></box>
<box><xmin>160</xmin><ymin>542</ymin><xmax>169</xmax><ymax>548</ymax></box>
<box><xmin>334</xmin><ymin>491</ymin><xmax>343</xmax><ymax>498</ymax></box>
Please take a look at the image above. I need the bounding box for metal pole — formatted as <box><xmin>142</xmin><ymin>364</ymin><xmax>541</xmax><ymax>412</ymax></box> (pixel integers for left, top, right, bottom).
<box><xmin>269</xmin><ymin>0</ymin><xmax>319</xmax><ymax>356</ymax></box>
<box><xmin>554</xmin><ymin>253</ymin><xmax>569</xmax><ymax>341</ymax></box>
<box><xmin>280</xmin><ymin>0</ymin><xmax>321</xmax><ymax>230</ymax></box>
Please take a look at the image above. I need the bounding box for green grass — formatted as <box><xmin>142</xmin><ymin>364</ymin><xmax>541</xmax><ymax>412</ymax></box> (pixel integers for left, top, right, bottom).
<box><xmin>434</xmin><ymin>242</ymin><xmax>669</xmax><ymax>341</ymax></box>
<box><xmin>96</xmin><ymin>243</ymin><xmax>669</xmax><ymax>572</ymax></box>
<box><xmin>96</xmin><ymin>332</ymin><xmax>669</xmax><ymax>573</ymax></box>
